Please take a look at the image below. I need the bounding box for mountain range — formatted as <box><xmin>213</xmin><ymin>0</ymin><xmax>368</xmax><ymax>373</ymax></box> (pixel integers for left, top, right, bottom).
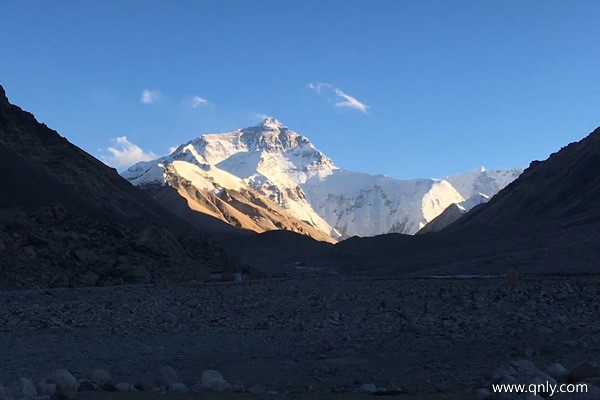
<box><xmin>3</xmin><ymin>82</ymin><xmax>599</xmax><ymax>290</ymax></box>
<box><xmin>124</xmin><ymin>118</ymin><xmax>523</xmax><ymax>241</ymax></box>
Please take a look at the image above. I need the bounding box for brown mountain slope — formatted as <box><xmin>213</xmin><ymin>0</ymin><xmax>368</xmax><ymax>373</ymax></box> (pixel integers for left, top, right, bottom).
<box><xmin>145</xmin><ymin>162</ymin><xmax>337</xmax><ymax>243</ymax></box>
<box><xmin>416</xmin><ymin>203</ymin><xmax>467</xmax><ymax>234</ymax></box>
<box><xmin>0</xmin><ymin>85</ymin><xmax>230</xmax><ymax>289</ymax></box>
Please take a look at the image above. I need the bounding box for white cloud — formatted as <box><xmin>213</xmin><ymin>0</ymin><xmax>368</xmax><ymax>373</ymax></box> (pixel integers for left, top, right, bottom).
<box><xmin>101</xmin><ymin>136</ymin><xmax>157</xmax><ymax>168</ymax></box>
<box><xmin>333</xmin><ymin>88</ymin><xmax>369</xmax><ymax>113</ymax></box>
<box><xmin>168</xmin><ymin>146</ymin><xmax>178</xmax><ymax>154</ymax></box>
<box><xmin>307</xmin><ymin>82</ymin><xmax>330</xmax><ymax>94</ymax></box>
<box><xmin>140</xmin><ymin>89</ymin><xmax>162</xmax><ymax>104</ymax></box>
<box><xmin>190</xmin><ymin>96</ymin><xmax>209</xmax><ymax>107</ymax></box>
<box><xmin>308</xmin><ymin>82</ymin><xmax>369</xmax><ymax>114</ymax></box>
<box><xmin>255</xmin><ymin>113</ymin><xmax>269</xmax><ymax>120</ymax></box>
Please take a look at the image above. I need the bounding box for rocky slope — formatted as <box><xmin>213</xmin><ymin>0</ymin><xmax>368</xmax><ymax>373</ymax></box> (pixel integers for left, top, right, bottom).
<box><xmin>126</xmin><ymin>156</ymin><xmax>335</xmax><ymax>243</ymax></box>
<box><xmin>125</xmin><ymin>118</ymin><xmax>521</xmax><ymax>239</ymax></box>
<box><xmin>452</xmin><ymin>126</ymin><xmax>600</xmax><ymax>230</ymax></box>
<box><xmin>0</xmin><ymin>85</ymin><xmax>230</xmax><ymax>289</ymax></box>
<box><xmin>416</xmin><ymin>203</ymin><xmax>467</xmax><ymax>234</ymax></box>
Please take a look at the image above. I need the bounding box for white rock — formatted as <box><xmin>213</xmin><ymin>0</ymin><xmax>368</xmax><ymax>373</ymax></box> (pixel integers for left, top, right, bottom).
<box><xmin>360</xmin><ymin>383</ymin><xmax>377</xmax><ymax>393</ymax></box>
<box><xmin>18</xmin><ymin>378</ymin><xmax>37</xmax><ymax>398</ymax></box>
<box><xmin>48</xmin><ymin>369</ymin><xmax>78</xmax><ymax>399</ymax></box>
<box><xmin>200</xmin><ymin>370</ymin><xmax>230</xmax><ymax>391</ymax></box>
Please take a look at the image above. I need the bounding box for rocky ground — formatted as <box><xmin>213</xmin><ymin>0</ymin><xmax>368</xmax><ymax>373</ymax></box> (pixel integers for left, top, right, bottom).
<box><xmin>0</xmin><ymin>275</ymin><xmax>599</xmax><ymax>399</ymax></box>
<box><xmin>0</xmin><ymin>206</ymin><xmax>230</xmax><ymax>290</ymax></box>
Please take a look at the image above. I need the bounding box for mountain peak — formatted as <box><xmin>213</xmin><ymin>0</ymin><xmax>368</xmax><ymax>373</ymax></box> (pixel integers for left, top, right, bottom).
<box><xmin>0</xmin><ymin>85</ymin><xmax>9</xmax><ymax>107</ymax></box>
<box><xmin>258</xmin><ymin>117</ymin><xmax>284</xmax><ymax>129</ymax></box>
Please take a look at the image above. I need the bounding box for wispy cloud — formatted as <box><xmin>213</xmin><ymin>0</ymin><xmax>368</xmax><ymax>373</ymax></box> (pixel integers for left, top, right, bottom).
<box><xmin>190</xmin><ymin>96</ymin><xmax>210</xmax><ymax>108</ymax></box>
<box><xmin>307</xmin><ymin>82</ymin><xmax>328</xmax><ymax>94</ymax></box>
<box><xmin>333</xmin><ymin>88</ymin><xmax>369</xmax><ymax>113</ymax></box>
<box><xmin>168</xmin><ymin>146</ymin><xmax>178</xmax><ymax>155</ymax></box>
<box><xmin>308</xmin><ymin>82</ymin><xmax>369</xmax><ymax>114</ymax></box>
<box><xmin>140</xmin><ymin>89</ymin><xmax>163</xmax><ymax>104</ymax></box>
<box><xmin>100</xmin><ymin>136</ymin><xmax>157</xmax><ymax>168</ymax></box>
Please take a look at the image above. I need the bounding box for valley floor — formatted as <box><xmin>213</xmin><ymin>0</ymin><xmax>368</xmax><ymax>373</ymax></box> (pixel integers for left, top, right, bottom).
<box><xmin>0</xmin><ymin>275</ymin><xmax>598</xmax><ymax>396</ymax></box>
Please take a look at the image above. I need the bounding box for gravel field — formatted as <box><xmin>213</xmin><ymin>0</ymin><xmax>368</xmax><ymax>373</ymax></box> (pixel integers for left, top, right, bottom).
<box><xmin>1</xmin><ymin>275</ymin><xmax>599</xmax><ymax>397</ymax></box>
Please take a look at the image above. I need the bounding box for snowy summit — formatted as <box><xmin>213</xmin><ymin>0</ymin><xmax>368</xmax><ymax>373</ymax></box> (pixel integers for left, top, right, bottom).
<box><xmin>123</xmin><ymin>118</ymin><xmax>523</xmax><ymax>240</ymax></box>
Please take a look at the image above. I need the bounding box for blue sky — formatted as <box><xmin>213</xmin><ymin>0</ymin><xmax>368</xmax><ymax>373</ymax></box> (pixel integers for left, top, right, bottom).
<box><xmin>1</xmin><ymin>1</ymin><xmax>599</xmax><ymax>178</ymax></box>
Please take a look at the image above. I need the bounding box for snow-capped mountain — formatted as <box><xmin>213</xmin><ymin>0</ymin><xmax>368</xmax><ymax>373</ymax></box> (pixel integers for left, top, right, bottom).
<box><xmin>445</xmin><ymin>166</ymin><xmax>524</xmax><ymax>202</ymax></box>
<box><xmin>302</xmin><ymin>170</ymin><xmax>464</xmax><ymax>237</ymax></box>
<box><xmin>123</xmin><ymin>118</ymin><xmax>339</xmax><ymax>241</ymax></box>
<box><xmin>123</xmin><ymin>118</ymin><xmax>522</xmax><ymax>240</ymax></box>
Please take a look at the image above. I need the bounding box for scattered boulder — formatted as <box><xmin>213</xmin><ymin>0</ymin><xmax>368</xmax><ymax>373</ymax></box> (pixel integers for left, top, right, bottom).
<box><xmin>162</xmin><ymin>311</ymin><xmax>177</xmax><ymax>324</ymax></box>
<box><xmin>72</xmin><ymin>249</ymin><xmax>95</xmax><ymax>263</ymax></box>
<box><xmin>22</xmin><ymin>246</ymin><xmax>37</xmax><ymax>261</ymax></box>
<box><xmin>474</xmin><ymin>387</ymin><xmax>491</xmax><ymax>400</ymax></box>
<box><xmin>116</xmin><ymin>265</ymin><xmax>152</xmax><ymax>283</ymax></box>
<box><xmin>546</xmin><ymin>363</ymin><xmax>568</xmax><ymax>381</ymax></box>
<box><xmin>491</xmin><ymin>364</ymin><xmax>517</xmax><ymax>383</ymax></box>
<box><xmin>18</xmin><ymin>377</ymin><xmax>37</xmax><ymax>398</ymax></box>
<box><xmin>200</xmin><ymin>370</ymin><xmax>230</xmax><ymax>391</ymax></box>
<box><xmin>51</xmin><ymin>203</ymin><xmax>66</xmax><ymax>221</ymax></box>
<box><xmin>48</xmin><ymin>369</ymin><xmax>78</xmax><ymax>399</ymax></box>
<box><xmin>35</xmin><ymin>382</ymin><xmax>56</xmax><ymax>397</ymax></box>
<box><xmin>76</xmin><ymin>380</ymin><xmax>97</xmax><ymax>392</ymax></box>
<box><xmin>360</xmin><ymin>383</ymin><xmax>377</xmax><ymax>393</ymax></box>
<box><xmin>168</xmin><ymin>382</ymin><xmax>186</xmax><ymax>391</ymax></box>
<box><xmin>510</xmin><ymin>359</ymin><xmax>537</xmax><ymax>373</ymax></box>
<box><xmin>157</xmin><ymin>366</ymin><xmax>180</xmax><ymax>387</ymax></box>
<box><xmin>78</xmin><ymin>272</ymin><xmax>100</xmax><ymax>287</ymax></box>
<box><xmin>134</xmin><ymin>375</ymin><xmax>157</xmax><ymax>392</ymax></box>
<box><xmin>89</xmin><ymin>368</ymin><xmax>111</xmax><ymax>387</ymax></box>
<box><xmin>568</xmin><ymin>362</ymin><xmax>599</xmax><ymax>383</ymax></box>
<box><xmin>328</xmin><ymin>311</ymin><xmax>341</xmax><ymax>325</ymax></box>
<box><xmin>113</xmin><ymin>382</ymin><xmax>134</xmax><ymax>392</ymax></box>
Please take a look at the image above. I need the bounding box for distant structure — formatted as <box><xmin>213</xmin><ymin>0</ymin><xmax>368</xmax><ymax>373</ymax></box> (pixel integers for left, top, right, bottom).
<box><xmin>206</xmin><ymin>271</ymin><xmax>242</xmax><ymax>283</ymax></box>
